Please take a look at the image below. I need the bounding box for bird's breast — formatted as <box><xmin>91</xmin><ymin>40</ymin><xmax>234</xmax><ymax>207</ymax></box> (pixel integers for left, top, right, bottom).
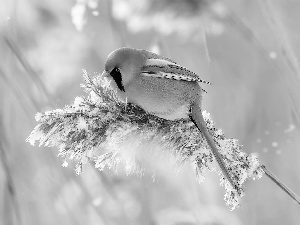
<box><xmin>124</xmin><ymin>75</ymin><xmax>202</xmax><ymax>120</ymax></box>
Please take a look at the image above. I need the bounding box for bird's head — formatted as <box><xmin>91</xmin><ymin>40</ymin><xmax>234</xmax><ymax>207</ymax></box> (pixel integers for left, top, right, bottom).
<box><xmin>102</xmin><ymin>47</ymin><xmax>146</xmax><ymax>92</ymax></box>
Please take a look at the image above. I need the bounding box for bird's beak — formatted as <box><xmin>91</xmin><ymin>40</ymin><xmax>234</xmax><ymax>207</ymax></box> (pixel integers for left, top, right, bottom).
<box><xmin>101</xmin><ymin>70</ymin><xmax>113</xmax><ymax>85</ymax></box>
<box><xmin>101</xmin><ymin>70</ymin><xmax>109</xmax><ymax>77</ymax></box>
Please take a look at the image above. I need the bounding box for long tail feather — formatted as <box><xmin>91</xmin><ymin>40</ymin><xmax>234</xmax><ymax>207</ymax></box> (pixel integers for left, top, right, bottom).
<box><xmin>190</xmin><ymin>103</ymin><xmax>238</xmax><ymax>190</ymax></box>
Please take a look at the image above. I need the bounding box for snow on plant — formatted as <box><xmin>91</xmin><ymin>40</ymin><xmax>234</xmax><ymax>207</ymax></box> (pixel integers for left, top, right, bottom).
<box><xmin>26</xmin><ymin>70</ymin><xmax>264</xmax><ymax>210</ymax></box>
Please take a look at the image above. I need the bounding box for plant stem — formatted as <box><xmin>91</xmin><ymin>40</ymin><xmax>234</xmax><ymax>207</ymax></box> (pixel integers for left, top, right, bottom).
<box><xmin>261</xmin><ymin>165</ymin><xmax>300</xmax><ymax>205</ymax></box>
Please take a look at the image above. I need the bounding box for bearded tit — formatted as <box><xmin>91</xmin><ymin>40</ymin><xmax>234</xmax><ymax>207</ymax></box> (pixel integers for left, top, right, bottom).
<box><xmin>102</xmin><ymin>47</ymin><xmax>236</xmax><ymax>189</ymax></box>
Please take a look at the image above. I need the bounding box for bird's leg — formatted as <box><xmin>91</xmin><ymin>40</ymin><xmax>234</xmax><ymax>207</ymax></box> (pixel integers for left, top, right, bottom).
<box><xmin>189</xmin><ymin>102</ymin><xmax>238</xmax><ymax>191</ymax></box>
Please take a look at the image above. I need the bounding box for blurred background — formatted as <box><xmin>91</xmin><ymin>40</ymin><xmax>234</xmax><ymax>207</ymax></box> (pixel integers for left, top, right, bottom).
<box><xmin>1</xmin><ymin>0</ymin><xmax>300</xmax><ymax>224</ymax></box>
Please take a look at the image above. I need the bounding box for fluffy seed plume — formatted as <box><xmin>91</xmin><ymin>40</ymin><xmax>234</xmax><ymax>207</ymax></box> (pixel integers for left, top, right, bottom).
<box><xmin>26</xmin><ymin>70</ymin><xmax>264</xmax><ymax>210</ymax></box>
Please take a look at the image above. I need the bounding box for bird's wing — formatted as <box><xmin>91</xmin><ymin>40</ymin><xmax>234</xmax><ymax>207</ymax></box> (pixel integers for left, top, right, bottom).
<box><xmin>141</xmin><ymin>58</ymin><xmax>211</xmax><ymax>85</ymax></box>
<box><xmin>141</xmin><ymin>50</ymin><xmax>178</xmax><ymax>64</ymax></box>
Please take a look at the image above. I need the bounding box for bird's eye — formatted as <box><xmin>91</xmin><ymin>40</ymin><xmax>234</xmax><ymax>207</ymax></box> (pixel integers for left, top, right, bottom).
<box><xmin>110</xmin><ymin>67</ymin><xmax>121</xmax><ymax>77</ymax></box>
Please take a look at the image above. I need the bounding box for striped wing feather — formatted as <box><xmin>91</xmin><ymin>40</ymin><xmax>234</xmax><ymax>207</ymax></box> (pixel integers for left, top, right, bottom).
<box><xmin>141</xmin><ymin>59</ymin><xmax>211</xmax><ymax>85</ymax></box>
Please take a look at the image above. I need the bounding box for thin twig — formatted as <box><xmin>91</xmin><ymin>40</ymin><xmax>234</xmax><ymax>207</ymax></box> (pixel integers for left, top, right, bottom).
<box><xmin>261</xmin><ymin>165</ymin><xmax>300</xmax><ymax>205</ymax></box>
<box><xmin>0</xmin><ymin>139</ymin><xmax>22</xmax><ymax>225</ymax></box>
<box><xmin>219</xmin><ymin>9</ymin><xmax>286</xmax><ymax>79</ymax></box>
<box><xmin>202</xmin><ymin>18</ymin><xmax>211</xmax><ymax>64</ymax></box>
<box><xmin>0</xmin><ymin>67</ymin><xmax>38</xmax><ymax>119</ymax></box>
<box><xmin>258</xmin><ymin>0</ymin><xmax>300</xmax><ymax>79</ymax></box>
<box><xmin>4</xmin><ymin>37</ymin><xmax>54</xmax><ymax>107</ymax></box>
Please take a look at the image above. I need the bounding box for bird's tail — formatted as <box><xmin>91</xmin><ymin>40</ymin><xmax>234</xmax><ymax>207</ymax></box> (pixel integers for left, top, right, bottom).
<box><xmin>189</xmin><ymin>103</ymin><xmax>238</xmax><ymax>191</ymax></box>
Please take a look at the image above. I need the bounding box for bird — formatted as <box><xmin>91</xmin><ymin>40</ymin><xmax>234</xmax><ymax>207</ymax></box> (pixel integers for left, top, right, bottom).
<box><xmin>102</xmin><ymin>47</ymin><xmax>237</xmax><ymax>190</ymax></box>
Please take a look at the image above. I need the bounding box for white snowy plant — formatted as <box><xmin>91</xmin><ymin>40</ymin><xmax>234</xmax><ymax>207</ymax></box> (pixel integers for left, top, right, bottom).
<box><xmin>27</xmin><ymin>70</ymin><xmax>264</xmax><ymax>210</ymax></box>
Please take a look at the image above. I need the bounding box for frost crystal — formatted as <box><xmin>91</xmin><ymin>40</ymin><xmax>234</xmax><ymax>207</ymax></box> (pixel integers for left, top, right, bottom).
<box><xmin>26</xmin><ymin>71</ymin><xmax>264</xmax><ymax>210</ymax></box>
<box><xmin>77</xmin><ymin>117</ymin><xmax>88</xmax><ymax>130</ymax></box>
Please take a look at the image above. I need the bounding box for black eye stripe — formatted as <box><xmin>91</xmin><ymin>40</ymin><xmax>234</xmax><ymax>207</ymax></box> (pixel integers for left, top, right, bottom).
<box><xmin>110</xmin><ymin>68</ymin><xmax>120</xmax><ymax>77</ymax></box>
<box><xmin>110</xmin><ymin>67</ymin><xmax>125</xmax><ymax>92</ymax></box>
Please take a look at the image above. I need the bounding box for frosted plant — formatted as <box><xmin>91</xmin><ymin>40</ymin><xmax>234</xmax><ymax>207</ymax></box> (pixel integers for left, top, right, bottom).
<box><xmin>26</xmin><ymin>70</ymin><xmax>268</xmax><ymax>210</ymax></box>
